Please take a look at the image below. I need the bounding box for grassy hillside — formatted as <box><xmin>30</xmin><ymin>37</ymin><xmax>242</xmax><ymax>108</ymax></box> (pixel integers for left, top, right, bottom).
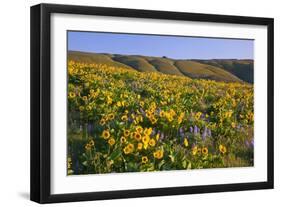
<box><xmin>197</xmin><ymin>59</ymin><xmax>254</xmax><ymax>83</ymax></box>
<box><xmin>112</xmin><ymin>55</ymin><xmax>158</xmax><ymax>72</ymax></box>
<box><xmin>68</xmin><ymin>51</ymin><xmax>253</xmax><ymax>83</ymax></box>
<box><xmin>174</xmin><ymin>60</ymin><xmax>243</xmax><ymax>82</ymax></box>
<box><xmin>147</xmin><ymin>58</ymin><xmax>184</xmax><ymax>76</ymax></box>
<box><xmin>68</xmin><ymin>51</ymin><xmax>134</xmax><ymax>70</ymax></box>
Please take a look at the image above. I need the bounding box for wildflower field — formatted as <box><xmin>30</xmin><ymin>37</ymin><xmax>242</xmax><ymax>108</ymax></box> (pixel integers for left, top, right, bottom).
<box><xmin>67</xmin><ymin>61</ymin><xmax>254</xmax><ymax>175</ymax></box>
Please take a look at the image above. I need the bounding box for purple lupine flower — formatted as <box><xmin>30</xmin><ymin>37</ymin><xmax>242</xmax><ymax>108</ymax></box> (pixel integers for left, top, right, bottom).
<box><xmin>74</xmin><ymin>159</ymin><xmax>79</xmax><ymax>174</ymax></box>
<box><xmin>189</xmin><ymin>126</ymin><xmax>193</xmax><ymax>133</ymax></box>
<box><xmin>207</xmin><ymin>128</ymin><xmax>212</xmax><ymax>137</ymax></box>
<box><xmin>250</xmin><ymin>139</ymin><xmax>254</xmax><ymax>148</ymax></box>
<box><xmin>160</xmin><ymin>132</ymin><xmax>165</xmax><ymax>141</ymax></box>
<box><xmin>151</xmin><ymin>128</ymin><xmax>156</xmax><ymax>136</ymax></box>
<box><xmin>128</xmin><ymin>117</ymin><xmax>133</xmax><ymax>123</ymax></box>
<box><xmin>202</xmin><ymin>127</ymin><xmax>207</xmax><ymax>141</ymax></box>
<box><xmin>194</xmin><ymin>125</ymin><xmax>199</xmax><ymax>135</ymax></box>
<box><xmin>179</xmin><ymin>127</ymin><xmax>185</xmax><ymax>138</ymax></box>
<box><xmin>139</xmin><ymin>108</ymin><xmax>145</xmax><ymax>116</ymax></box>
<box><xmin>87</xmin><ymin>123</ymin><xmax>93</xmax><ymax>135</ymax></box>
<box><xmin>245</xmin><ymin>140</ymin><xmax>250</xmax><ymax>148</ymax></box>
<box><xmin>155</xmin><ymin>108</ymin><xmax>161</xmax><ymax>115</ymax></box>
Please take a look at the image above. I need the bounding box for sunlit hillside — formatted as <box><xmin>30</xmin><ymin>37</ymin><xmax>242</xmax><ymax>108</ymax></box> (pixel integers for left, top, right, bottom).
<box><xmin>68</xmin><ymin>51</ymin><xmax>253</xmax><ymax>83</ymax></box>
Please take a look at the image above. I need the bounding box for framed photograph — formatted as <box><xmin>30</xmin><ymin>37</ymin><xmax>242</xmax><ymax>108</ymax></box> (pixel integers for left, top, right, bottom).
<box><xmin>30</xmin><ymin>3</ymin><xmax>274</xmax><ymax>203</ymax></box>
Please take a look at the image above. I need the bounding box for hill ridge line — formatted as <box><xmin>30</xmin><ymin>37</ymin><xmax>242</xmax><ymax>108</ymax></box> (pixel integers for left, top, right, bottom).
<box><xmin>68</xmin><ymin>50</ymin><xmax>253</xmax><ymax>84</ymax></box>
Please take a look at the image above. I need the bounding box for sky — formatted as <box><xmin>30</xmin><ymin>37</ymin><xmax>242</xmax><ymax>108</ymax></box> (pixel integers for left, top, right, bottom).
<box><xmin>68</xmin><ymin>31</ymin><xmax>254</xmax><ymax>60</ymax></box>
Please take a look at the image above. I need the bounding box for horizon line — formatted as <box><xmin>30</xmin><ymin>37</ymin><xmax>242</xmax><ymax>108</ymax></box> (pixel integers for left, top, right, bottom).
<box><xmin>68</xmin><ymin>50</ymin><xmax>254</xmax><ymax>61</ymax></box>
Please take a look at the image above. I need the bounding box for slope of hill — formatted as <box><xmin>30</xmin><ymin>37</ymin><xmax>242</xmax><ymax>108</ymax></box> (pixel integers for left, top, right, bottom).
<box><xmin>147</xmin><ymin>58</ymin><xmax>184</xmax><ymax>76</ymax></box>
<box><xmin>68</xmin><ymin>51</ymin><xmax>253</xmax><ymax>83</ymax></box>
<box><xmin>196</xmin><ymin>59</ymin><xmax>254</xmax><ymax>83</ymax></box>
<box><xmin>112</xmin><ymin>55</ymin><xmax>158</xmax><ymax>72</ymax></box>
<box><xmin>174</xmin><ymin>60</ymin><xmax>243</xmax><ymax>82</ymax></box>
<box><xmin>68</xmin><ymin>51</ymin><xmax>134</xmax><ymax>70</ymax></box>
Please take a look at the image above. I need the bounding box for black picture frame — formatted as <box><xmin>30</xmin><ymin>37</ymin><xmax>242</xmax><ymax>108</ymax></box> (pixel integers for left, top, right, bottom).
<box><xmin>30</xmin><ymin>3</ymin><xmax>274</xmax><ymax>204</ymax></box>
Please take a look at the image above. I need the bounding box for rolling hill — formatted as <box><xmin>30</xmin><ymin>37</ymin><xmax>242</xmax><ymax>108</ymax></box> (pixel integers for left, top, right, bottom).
<box><xmin>196</xmin><ymin>59</ymin><xmax>254</xmax><ymax>83</ymax></box>
<box><xmin>68</xmin><ymin>51</ymin><xmax>253</xmax><ymax>84</ymax></box>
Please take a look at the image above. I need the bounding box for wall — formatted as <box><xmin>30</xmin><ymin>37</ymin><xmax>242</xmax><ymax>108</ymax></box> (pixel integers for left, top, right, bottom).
<box><xmin>0</xmin><ymin>0</ymin><xmax>279</xmax><ymax>206</ymax></box>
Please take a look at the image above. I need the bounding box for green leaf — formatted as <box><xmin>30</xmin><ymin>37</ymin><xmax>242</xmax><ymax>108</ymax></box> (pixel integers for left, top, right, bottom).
<box><xmin>187</xmin><ymin>161</ymin><xmax>192</xmax><ymax>169</ymax></box>
<box><xmin>182</xmin><ymin>160</ymin><xmax>187</xmax><ymax>168</ymax></box>
<box><xmin>109</xmin><ymin>149</ymin><xmax>121</xmax><ymax>160</ymax></box>
<box><xmin>169</xmin><ymin>155</ymin><xmax>175</xmax><ymax>163</ymax></box>
<box><xmin>158</xmin><ymin>160</ymin><xmax>165</xmax><ymax>169</ymax></box>
<box><xmin>82</xmin><ymin>161</ymin><xmax>88</xmax><ymax>166</ymax></box>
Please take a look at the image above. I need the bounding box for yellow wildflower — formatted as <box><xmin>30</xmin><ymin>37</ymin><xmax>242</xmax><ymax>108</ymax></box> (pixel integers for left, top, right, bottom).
<box><xmin>149</xmin><ymin>139</ymin><xmax>156</xmax><ymax>147</ymax></box>
<box><xmin>150</xmin><ymin>117</ymin><xmax>158</xmax><ymax>124</ymax></box>
<box><xmin>123</xmin><ymin>147</ymin><xmax>131</xmax><ymax>155</ymax></box>
<box><xmin>134</xmin><ymin>132</ymin><xmax>142</xmax><ymax>141</ymax></box>
<box><xmin>136</xmin><ymin>126</ymin><xmax>143</xmax><ymax>134</ymax></box>
<box><xmin>85</xmin><ymin>143</ymin><xmax>91</xmax><ymax>151</ymax></box>
<box><xmin>153</xmin><ymin>149</ymin><xmax>164</xmax><ymax>159</ymax></box>
<box><xmin>116</xmin><ymin>101</ymin><xmax>122</xmax><ymax>107</ymax></box>
<box><xmin>155</xmin><ymin>133</ymin><xmax>160</xmax><ymax>141</ymax></box>
<box><xmin>101</xmin><ymin>130</ymin><xmax>110</xmax><ymax>140</ymax></box>
<box><xmin>219</xmin><ymin>144</ymin><xmax>227</xmax><ymax>154</ymax></box>
<box><xmin>178</xmin><ymin>112</ymin><xmax>185</xmax><ymax>124</ymax></box>
<box><xmin>120</xmin><ymin>136</ymin><xmax>126</xmax><ymax>144</ymax></box>
<box><xmin>121</xmin><ymin>115</ymin><xmax>128</xmax><ymax>122</ymax></box>
<box><xmin>144</xmin><ymin>127</ymin><xmax>153</xmax><ymax>136</ymax></box>
<box><xmin>195</xmin><ymin>112</ymin><xmax>202</xmax><ymax>120</ymax></box>
<box><xmin>107</xmin><ymin>96</ymin><xmax>112</xmax><ymax>105</ymax></box>
<box><xmin>89</xmin><ymin>139</ymin><xmax>94</xmax><ymax>146</ymax></box>
<box><xmin>123</xmin><ymin>130</ymin><xmax>130</xmax><ymax>137</ymax></box>
<box><xmin>137</xmin><ymin>143</ymin><xmax>143</xmax><ymax>150</ymax></box>
<box><xmin>99</xmin><ymin>118</ymin><xmax>106</xmax><ymax>126</ymax></box>
<box><xmin>68</xmin><ymin>92</ymin><xmax>76</xmax><ymax>98</ymax></box>
<box><xmin>141</xmin><ymin>156</ymin><xmax>148</xmax><ymax>164</ymax></box>
<box><xmin>202</xmin><ymin>147</ymin><xmax>208</xmax><ymax>155</ymax></box>
<box><xmin>86</xmin><ymin>105</ymin><xmax>92</xmax><ymax>111</ymax></box>
<box><xmin>192</xmin><ymin>146</ymin><xmax>198</xmax><ymax>156</ymax></box>
<box><xmin>142</xmin><ymin>135</ymin><xmax>150</xmax><ymax>144</ymax></box>
<box><xmin>159</xmin><ymin>111</ymin><xmax>165</xmax><ymax>117</ymax></box>
<box><xmin>183</xmin><ymin>138</ymin><xmax>189</xmax><ymax>147</ymax></box>
<box><xmin>108</xmin><ymin>113</ymin><xmax>115</xmax><ymax>120</ymax></box>
<box><xmin>82</xmin><ymin>96</ymin><xmax>88</xmax><ymax>101</ymax></box>
<box><xmin>108</xmin><ymin>138</ymin><xmax>115</xmax><ymax>146</ymax></box>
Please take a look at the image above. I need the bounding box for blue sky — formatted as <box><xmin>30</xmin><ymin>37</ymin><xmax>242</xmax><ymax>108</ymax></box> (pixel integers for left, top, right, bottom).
<box><xmin>68</xmin><ymin>31</ymin><xmax>254</xmax><ymax>60</ymax></box>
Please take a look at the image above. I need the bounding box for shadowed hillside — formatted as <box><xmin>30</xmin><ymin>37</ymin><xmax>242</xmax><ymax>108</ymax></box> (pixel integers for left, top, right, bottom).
<box><xmin>174</xmin><ymin>60</ymin><xmax>243</xmax><ymax>82</ymax></box>
<box><xmin>147</xmin><ymin>58</ymin><xmax>184</xmax><ymax>76</ymax></box>
<box><xmin>112</xmin><ymin>55</ymin><xmax>158</xmax><ymax>72</ymax></box>
<box><xmin>68</xmin><ymin>51</ymin><xmax>253</xmax><ymax>83</ymax></box>
<box><xmin>196</xmin><ymin>59</ymin><xmax>254</xmax><ymax>83</ymax></box>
